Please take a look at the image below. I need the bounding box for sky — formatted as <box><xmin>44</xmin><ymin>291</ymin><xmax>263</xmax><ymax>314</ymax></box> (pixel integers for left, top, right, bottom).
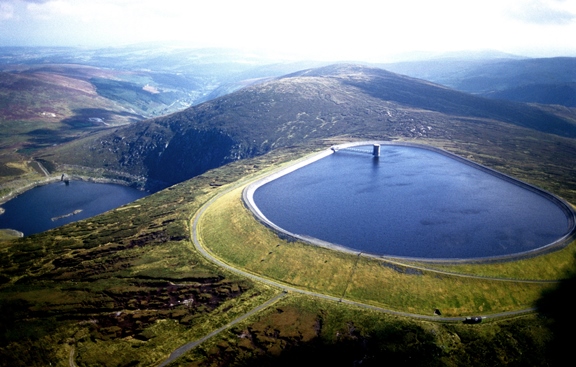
<box><xmin>0</xmin><ymin>0</ymin><xmax>575</xmax><ymax>61</ymax></box>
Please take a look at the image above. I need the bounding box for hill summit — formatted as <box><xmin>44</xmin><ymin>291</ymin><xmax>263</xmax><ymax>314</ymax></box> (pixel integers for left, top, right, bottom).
<box><xmin>45</xmin><ymin>64</ymin><xmax>576</xmax><ymax>190</ymax></box>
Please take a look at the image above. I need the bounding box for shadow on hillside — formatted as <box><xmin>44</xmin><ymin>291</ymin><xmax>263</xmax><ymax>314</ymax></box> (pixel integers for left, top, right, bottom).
<box><xmin>61</xmin><ymin>108</ymin><xmax>142</xmax><ymax>128</ymax></box>
<box><xmin>238</xmin><ymin>338</ymin><xmax>440</xmax><ymax>367</ymax></box>
<box><xmin>536</xmin><ymin>253</ymin><xmax>576</xmax><ymax>366</ymax></box>
<box><xmin>196</xmin><ymin>317</ymin><xmax>556</xmax><ymax>367</ymax></box>
<box><xmin>206</xmin><ymin>324</ymin><xmax>444</xmax><ymax>367</ymax></box>
<box><xmin>25</xmin><ymin>128</ymin><xmax>77</xmax><ymax>148</ymax></box>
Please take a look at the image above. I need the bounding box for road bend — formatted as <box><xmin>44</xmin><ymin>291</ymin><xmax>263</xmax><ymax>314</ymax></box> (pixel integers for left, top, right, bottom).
<box><xmin>189</xmin><ymin>180</ymin><xmax>536</xmax><ymax>323</ymax></box>
<box><xmin>169</xmin><ymin>156</ymin><xmax>541</xmax><ymax>365</ymax></box>
<box><xmin>190</xmin><ymin>164</ymin><xmax>540</xmax><ymax>316</ymax></box>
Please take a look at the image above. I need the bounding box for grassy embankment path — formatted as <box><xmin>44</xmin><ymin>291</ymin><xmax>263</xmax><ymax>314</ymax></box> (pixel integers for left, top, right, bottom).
<box><xmin>193</xmin><ymin>150</ymin><xmax>576</xmax><ymax>318</ymax></box>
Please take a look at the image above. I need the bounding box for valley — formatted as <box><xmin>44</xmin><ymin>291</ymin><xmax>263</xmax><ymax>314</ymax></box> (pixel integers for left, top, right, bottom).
<box><xmin>0</xmin><ymin>48</ymin><xmax>575</xmax><ymax>366</ymax></box>
<box><xmin>0</xmin><ymin>47</ymin><xmax>291</xmax><ymax>185</ymax></box>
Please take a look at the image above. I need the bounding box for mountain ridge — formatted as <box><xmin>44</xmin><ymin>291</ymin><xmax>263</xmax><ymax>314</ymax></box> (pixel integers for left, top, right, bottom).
<box><xmin>43</xmin><ymin>63</ymin><xmax>576</xmax><ymax>192</ymax></box>
<box><xmin>383</xmin><ymin>57</ymin><xmax>576</xmax><ymax>107</ymax></box>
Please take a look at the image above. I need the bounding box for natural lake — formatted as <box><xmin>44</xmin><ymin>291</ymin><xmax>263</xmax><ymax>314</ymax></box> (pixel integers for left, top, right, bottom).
<box><xmin>251</xmin><ymin>144</ymin><xmax>575</xmax><ymax>260</ymax></box>
<box><xmin>0</xmin><ymin>181</ymin><xmax>147</xmax><ymax>236</ymax></box>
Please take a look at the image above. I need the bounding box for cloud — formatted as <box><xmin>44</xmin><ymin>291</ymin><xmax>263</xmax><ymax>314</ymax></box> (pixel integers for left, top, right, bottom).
<box><xmin>0</xmin><ymin>3</ymin><xmax>14</xmax><ymax>20</ymax></box>
<box><xmin>507</xmin><ymin>0</ymin><xmax>576</xmax><ymax>24</ymax></box>
<box><xmin>0</xmin><ymin>0</ymin><xmax>51</xmax><ymax>21</ymax></box>
<box><xmin>1</xmin><ymin>0</ymin><xmax>575</xmax><ymax>57</ymax></box>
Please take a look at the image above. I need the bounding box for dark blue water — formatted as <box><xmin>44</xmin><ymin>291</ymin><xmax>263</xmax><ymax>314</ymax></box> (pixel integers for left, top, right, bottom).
<box><xmin>0</xmin><ymin>181</ymin><xmax>147</xmax><ymax>236</ymax></box>
<box><xmin>253</xmin><ymin>145</ymin><xmax>572</xmax><ymax>259</ymax></box>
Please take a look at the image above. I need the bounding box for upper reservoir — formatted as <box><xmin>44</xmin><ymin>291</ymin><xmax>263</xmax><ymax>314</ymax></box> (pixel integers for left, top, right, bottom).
<box><xmin>0</xmin><ymin>180</ymin><xmax>147</xmax><ymax>236</ymax></box>
<box><xmin>249</xmin><ymin>143</ymin><xmax>575</xmax><ymax>260</ymax></box>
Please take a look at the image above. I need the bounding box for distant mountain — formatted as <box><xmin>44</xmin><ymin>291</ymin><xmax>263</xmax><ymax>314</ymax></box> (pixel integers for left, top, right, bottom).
<box><xmin>382</xmin><ymin>57</ymin><xmax>576</xmax><ymax>92</ymax></box>
<box><xmin>386</xmin><ymin>49</ymin><xmax>524</xmax><ymax>63</ymax></box>
<box><xmin>382</xmin><ymin>57</ymin><xmax>576</xmax><ymax>107</ymax></box>
<box><xmin>44</xmin><ymin>64</ymin><xmax>576</xmax><ymax>191</ymax></box>
<box><xmin>483</xmin><ymin>83</ymin><xmax>576</xmax><ymax>107</ymax></box>
<box><xmin>433</xmin><ymin>50</ymin><xmax>524</xmax><ymax>60</ymax></box>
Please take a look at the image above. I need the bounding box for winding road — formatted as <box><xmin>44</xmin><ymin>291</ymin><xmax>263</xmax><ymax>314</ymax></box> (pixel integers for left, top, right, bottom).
<box><xmin>68</xmin><ymin>147</ymin><xmax>558</xmax><ymax>367</ymax></box>
<box><xmin>156</xmin><ymin>149</ymin><xmax>544</xmax><ymax>365</ymax></box>
<box><xmin>189</xmin><ymin>174</ymin><xmax>538</xmax><ymax>323</ymax></box>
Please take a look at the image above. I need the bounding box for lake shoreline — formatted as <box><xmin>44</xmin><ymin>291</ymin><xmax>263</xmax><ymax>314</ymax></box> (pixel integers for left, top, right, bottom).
<box><xmin>0</xmin><ymin>174</ymin><xmax>148</xmax><ymax>207</ymax></box>
<box><xmin>244</xmin><ymin>141</ymin><xmax>576</xmax><ymax>263</ymax></box>
<box><xmin>0</xmin><ymin>177</ymin><xmax>148</xmax><ymax>236</ymax></box>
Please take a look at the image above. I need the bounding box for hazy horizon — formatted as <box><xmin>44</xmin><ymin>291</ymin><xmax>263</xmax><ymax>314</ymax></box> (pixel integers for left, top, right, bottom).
<box><xmin>1</xmin><ymin>0</ymin><xmax>575</xmax><ymax>63</ymax></box>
